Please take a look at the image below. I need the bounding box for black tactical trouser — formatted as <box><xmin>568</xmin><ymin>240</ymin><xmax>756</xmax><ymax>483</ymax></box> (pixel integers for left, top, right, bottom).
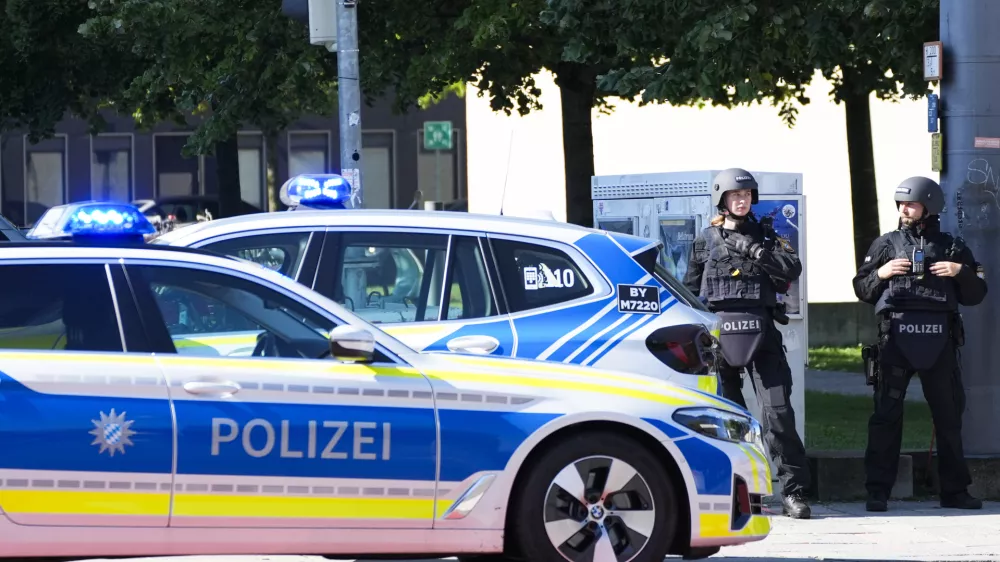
<box><xmin>865</xmin><ymin>332</ymin><xmax>971</xmax><ymax>499</ymax></box>
<box><xmin>718</xmin><ymin>320</ymin><xmax>811</xmax><ymax>498</ymax></box>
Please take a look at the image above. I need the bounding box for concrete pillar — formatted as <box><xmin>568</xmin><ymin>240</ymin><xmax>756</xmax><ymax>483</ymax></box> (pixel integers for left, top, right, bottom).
<box><xmin>939</xmin><ymin>0</ymin><xmax>1000</xmax><ymax>455</ymax></box>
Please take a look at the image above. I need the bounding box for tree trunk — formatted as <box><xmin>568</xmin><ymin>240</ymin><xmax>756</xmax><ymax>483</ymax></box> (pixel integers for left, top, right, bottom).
<box><xmin>266</xmin><ymin>131</ymin><xmax>280</xmax><ymax>212</ymax></box>
<box><xmin>555</xmin><ymin>62</ymin><xmax>597</xmax><ymax>227</ymax></box>
<box><xmin>843</xmin><ymin>87</ymin><xmax>881</xmax><ymax>269</ymax></box>
<box><xmin>215</xmin><ymin>135</ymin><xmax>243</xmax><ymax>219</ymax></box>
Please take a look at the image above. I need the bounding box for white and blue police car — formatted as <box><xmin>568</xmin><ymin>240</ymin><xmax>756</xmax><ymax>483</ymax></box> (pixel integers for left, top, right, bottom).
<box><xmin>152</xmin><ymin>174</ymin><xmax>725</xmax><ymax>396</ymax></box>
<box><xmin>0</xmin><ymin>202</ymin><xmax>771</xmax><ymax>560</ymax></box>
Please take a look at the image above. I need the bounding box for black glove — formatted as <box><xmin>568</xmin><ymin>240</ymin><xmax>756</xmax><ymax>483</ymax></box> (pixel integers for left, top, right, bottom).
<box><xmin>724</xmin><ymin>232</ymin><xmax>764</xmax><ymax>259</ymax></box>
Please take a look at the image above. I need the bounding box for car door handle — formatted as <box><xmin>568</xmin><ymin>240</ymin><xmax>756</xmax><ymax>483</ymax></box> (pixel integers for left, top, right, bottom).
<box><xmin>183</xmin><ymin>380</ymin><xmax>241</xmax><ymax>395</ymax></box>
<box><xmin>446</xmin><ymin>335</ymin><xmax>500</xmax><ymax>355</ymax></box>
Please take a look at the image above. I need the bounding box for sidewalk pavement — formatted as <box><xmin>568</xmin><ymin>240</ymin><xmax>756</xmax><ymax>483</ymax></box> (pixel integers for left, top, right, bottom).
<box><xmin>805</xmin><ymin>368</ymin><xmax>926</xmax><ymax>402</ymax></box>
<box><xmin>718</xmin><ymin>500</ymin><xmax>1000</xmax><ymax>561</ymax></box>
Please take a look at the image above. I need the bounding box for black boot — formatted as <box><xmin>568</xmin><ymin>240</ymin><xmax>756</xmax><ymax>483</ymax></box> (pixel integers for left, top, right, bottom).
<box><xmin>782</xmin><ymin>494</ymin><xmax>811</xmax><ymax>519</ymax></box>
<box><xmin>865</xmin><ymin>492</ymin><xmax>888</xmax><ymax>512</ymax></box>
<box><xmin>940</xmin><ymin>491</ymin><xmax>983</xmax><ymax>510</ymax></box>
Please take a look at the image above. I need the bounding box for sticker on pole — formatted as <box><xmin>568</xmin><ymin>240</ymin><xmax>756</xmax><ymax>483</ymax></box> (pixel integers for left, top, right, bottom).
<box><xmin>617</xmin><ymin>284</ymin><xmax>660</xmax><ymax>314</ymax></box>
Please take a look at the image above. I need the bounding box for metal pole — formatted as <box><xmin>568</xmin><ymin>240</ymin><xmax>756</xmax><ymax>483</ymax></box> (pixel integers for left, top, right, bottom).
<box><xmin>939</xmin><ymin>0</ymin><xmax>1000</xmax><ymax>456</ymax></box>
<box><xmin>336</xmin><ymin>0</ymin><xmax>363</xmax><ymax>208</ymax></box>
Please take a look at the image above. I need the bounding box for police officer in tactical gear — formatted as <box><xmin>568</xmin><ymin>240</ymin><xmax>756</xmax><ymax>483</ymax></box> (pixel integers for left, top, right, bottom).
<box><xmin>683</xmin><ymin>168</ymin><xmax>812</xmax><ymax>519</ymax></box>
<box><xmin>853</xmin><ymin>176</ymin><xmax>987</xmax><ymax>512</ymax></box>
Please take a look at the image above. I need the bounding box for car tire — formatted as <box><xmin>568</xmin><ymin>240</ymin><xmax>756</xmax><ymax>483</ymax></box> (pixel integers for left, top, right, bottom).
<box><xmin>509</xmin><ymin>430</ymin><xmax>679</xmax><ymax>562</ymax></box>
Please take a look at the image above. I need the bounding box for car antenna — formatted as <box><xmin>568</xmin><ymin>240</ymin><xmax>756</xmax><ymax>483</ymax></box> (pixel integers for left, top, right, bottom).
<box><xmin>499</xmin><ymin>129</ymin><xmax>515</xmax><ymax>216</ymax></box>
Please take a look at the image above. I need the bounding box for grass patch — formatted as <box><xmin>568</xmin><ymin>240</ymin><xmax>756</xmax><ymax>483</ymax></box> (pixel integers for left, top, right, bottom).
<box><xmin>805</xmin><ymin>390</ymin><xmax>934</xmax><ymax>451</ymax></box>
<box><xmin>808</xmin><ymin>346</ymin><xmax>864</xmax><ymax>373</ymax></box>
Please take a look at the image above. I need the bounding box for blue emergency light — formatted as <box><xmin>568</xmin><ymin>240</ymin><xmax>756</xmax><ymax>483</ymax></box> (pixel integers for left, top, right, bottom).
<box><xmin>26</xmin><ymin>202</ymin><xmax>156</xmax><ymax>243</ymax></box>
<box><xmin>279</xmin><ymin>174</ymin><xmax>352</xmax><ymax>210</ymax></box>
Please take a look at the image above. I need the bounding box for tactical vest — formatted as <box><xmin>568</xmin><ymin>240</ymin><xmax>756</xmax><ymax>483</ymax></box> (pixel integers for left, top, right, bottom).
<box><xmin>875</xmin><ymin>230</ymin><xmax>958</xmax><ymax>314</ymax></box>
<box><xmin>699</xmin><ymin>226</ymin><xmax>777</xmax><ymax>309</ymax></box>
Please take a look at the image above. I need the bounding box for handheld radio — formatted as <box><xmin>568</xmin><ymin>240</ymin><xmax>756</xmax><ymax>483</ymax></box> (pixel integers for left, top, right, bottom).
<box><xmin>912</xmin><ymin>238</ymin><xmax>925</xmax><ymax>279</ymax></box>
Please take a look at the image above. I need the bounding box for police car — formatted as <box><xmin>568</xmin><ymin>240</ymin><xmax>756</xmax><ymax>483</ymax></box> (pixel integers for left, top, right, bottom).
<box><xmin>1</xmin><ymin>202</ymin><xmax>770</xmax><ymax>560</ymax></box>
<box><xmin>152</xmin><ymin>174</ymin><xmax>724</xmax><ymax>396</ymax></box>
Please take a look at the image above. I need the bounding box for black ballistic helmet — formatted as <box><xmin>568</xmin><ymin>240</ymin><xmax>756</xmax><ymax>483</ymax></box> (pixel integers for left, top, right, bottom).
<box><xmin>894</xmin><ymin>176</ymin><xmax>944</xmax><ymax>216</ymax></box>
<box><xmin>711</xmin><ymin>168</ymin><xmax>759</xmax><ymax>209</ymax></box>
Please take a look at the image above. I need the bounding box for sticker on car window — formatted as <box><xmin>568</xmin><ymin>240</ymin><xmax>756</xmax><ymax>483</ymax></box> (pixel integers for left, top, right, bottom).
<box><xmin>524</xmin><ymin>263</ymin><xmax>576</xmax><ymax>290</ymax></box>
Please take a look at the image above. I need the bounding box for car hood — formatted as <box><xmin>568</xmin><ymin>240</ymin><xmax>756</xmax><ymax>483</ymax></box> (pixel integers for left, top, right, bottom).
<box><xmin>412</xmin><ymin>350</ymin><xmax>748</xmax><ymax>415</ymax></box>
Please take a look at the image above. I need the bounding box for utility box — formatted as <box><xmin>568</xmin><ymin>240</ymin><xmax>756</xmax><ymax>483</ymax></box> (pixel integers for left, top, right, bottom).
<box><xmin>591</xmin><ymin>170</ymin><xmax>809</xmax><ymax>449</ymax></box>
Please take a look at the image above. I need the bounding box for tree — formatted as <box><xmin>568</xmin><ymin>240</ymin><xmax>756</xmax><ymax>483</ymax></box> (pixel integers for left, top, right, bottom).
<box><xmin>81</xmin><ymin>0</ymin><xmax>341</xmax><ymax>217</ymax></box>
<box><xmin>361</xmin><ymin>1</ymin><xmax>836</xmax><ymax>227</ymax></box>
<box><xmin>0</xmin><ymin>0</ymin><xmax>145</xmax><ymax>141</ymax></box>
<box><xmin>360</xmin><ymin>0</ymin><xmax>704</xmax><ymax>226</ymax></box>
<box><xmin>581</xmin><ymin>0</ymin><xmax>937</xmax><ymax>268</ymax></box>
<box><xmin>803</xmin><ymin>0</ymin><xmax>938</xmax><ymax>268</ymax></box>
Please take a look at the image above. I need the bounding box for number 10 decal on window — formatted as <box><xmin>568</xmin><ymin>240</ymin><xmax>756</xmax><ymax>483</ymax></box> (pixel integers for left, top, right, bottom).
<box><xmin>523</xmin><ymin>263</ymin><xmax>576</xmax><ymax>290</ymax></box>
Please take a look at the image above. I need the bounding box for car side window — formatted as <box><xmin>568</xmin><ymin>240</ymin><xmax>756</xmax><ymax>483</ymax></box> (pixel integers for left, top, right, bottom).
<box><xmin>129</xmin><ymin>265</ymin><xmax>350</xmax><ymax>360</ymax></box>
<box><xmin>201</xmin><ymin>231</ymin><xmax>313</xmax><ymax>279</ymax></box>
<box><xmin>0</xmin><ymin>264</ymin><xmax>124</xmax><ymax>352</ymax></box>
<box><xmin>330</xmin><ymin>232</ymin><xmax>449</xmax><ymax>324</ymax></box>
<box><xmin>444</xmin><ymin>236</ymin><xmax>498</xmax><ymax>320</ymax></box>
<box><xmin>490</xmin><ymin>238</ymin><xmax>593</xmax><ymax>313</ymax></box>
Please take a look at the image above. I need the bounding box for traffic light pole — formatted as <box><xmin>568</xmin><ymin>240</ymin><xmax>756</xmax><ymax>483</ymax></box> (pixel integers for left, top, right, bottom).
<box><xmin>337</xmin><ymin>0</ymin><xmax>364</xmax><ymax>207</ymax></box>
<box><xmin>939</xmin><ymin>0</ymin><xmax>1000</xmax><ymax>456</ymax></box>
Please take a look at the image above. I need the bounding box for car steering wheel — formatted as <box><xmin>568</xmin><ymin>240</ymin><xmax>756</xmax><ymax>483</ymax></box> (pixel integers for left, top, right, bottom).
<box><xmin>252</xmin><ymin>332</ymin><xmax>281</xmax><ymax>357</ymax></box>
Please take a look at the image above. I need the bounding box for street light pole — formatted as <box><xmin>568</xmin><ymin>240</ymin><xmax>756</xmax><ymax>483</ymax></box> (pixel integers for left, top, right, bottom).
<box><xmin>336</xmin><ymin>0</ymin><xmax>364</xmax><ymax>208</ymax></box>
<box><xmin>939</xmin><ymin>0</ymin><xmax>1000</xmax><ymax>455</ymax></box>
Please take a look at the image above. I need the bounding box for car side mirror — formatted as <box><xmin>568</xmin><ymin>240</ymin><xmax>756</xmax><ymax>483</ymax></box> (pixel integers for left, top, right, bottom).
<box><xmin>328</xmin><ymin>325</ymin><xmax>375</xmax><ymax>363</ymax></box>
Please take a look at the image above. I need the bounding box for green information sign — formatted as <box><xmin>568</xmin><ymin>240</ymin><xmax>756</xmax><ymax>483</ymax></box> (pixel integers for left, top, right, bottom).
<box><xmin>423</xmin><ymin>121</ymin><xmax>453</xmax><ymax>151</ymax></box>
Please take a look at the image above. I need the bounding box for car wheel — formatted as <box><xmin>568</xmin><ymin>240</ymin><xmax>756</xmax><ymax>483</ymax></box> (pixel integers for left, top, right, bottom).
<box><xmin>511</xmin><ymin>431</ymin><xmax>679</xmax><ymax>562</ymax></box>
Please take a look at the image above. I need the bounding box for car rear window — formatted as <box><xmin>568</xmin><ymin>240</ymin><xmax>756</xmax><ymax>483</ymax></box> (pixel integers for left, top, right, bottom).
<box><xmin>633</xmin><ymin>247</ymin><xmax>708</xmax><ymax>311</ymax></box>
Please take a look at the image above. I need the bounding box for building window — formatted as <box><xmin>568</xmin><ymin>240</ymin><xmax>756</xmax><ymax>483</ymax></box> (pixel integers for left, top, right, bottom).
<box><xmin>238</xmin><ymin>133</ymin><xmax>265</xmax><ymax>209</ymax></box>
<box><xmin>362</xmin><ymin>131</ymin><xmax>395</xmax><ymax>209</ymax></box>
<box><xmin>154</xmin><ymin>133</ymin><xmax>201</xmax><ymax>198</ymax></box>
<box><xmin>24</xmin><ymin>134</ymin><xmax>67</xmax><ymax>226</ymax></box>
<box><xmin>91</xmin><ymin>134</ymin><xmax>133</xmax><ymax>203</ymax></box>
<box><xmin>288</xmin><ymin>131</ymin><xmax>330</xmax><ymax>177</ymax></box>
<box><xmin>416</xmin><ymin>127</ymin><xmax>462</xmax><ymax>206</ymax></box>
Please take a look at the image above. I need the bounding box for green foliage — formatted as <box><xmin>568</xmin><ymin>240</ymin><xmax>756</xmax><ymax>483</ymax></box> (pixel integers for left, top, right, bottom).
<box><xmin>546</xmin><ymin>0</ymin><xmax>817</xmax><ymax>126</ymax></box>
<box><xmin>417</xmin><ymin>82</ymin><xmax>467</xmax><ymax>110</ymax></box>
<box><xmin>80</xmin><ymin>0</ymin><xmax>340</xmax><ymax>156</ymax></box>
<box><xmin>803</xmin><ymin>0</ymin><xmax>938</xmax><ymax>104</ymax></box>
<box><xmin>806</xmin><ymin>390</ymin><xmax>932</xmax><ymax>451</ymax></box>
<box><xmin>809</xmin><ymin>346</ymin><xmax>864</xmax><ymax>373</ymax></box>
<box><xmin>549</xmin><ymin>0</ymin><xmax>938</xmax><ymax>126</ymax></box>
<box><xmin>359</xmin><ymin>0</ymin><xmax>555</xmax><ymax>117</ymax></box>
<box><xmin>0</xmin><ymin>0</ymin><xmax>145</xmax><ymax>141</ymax></box>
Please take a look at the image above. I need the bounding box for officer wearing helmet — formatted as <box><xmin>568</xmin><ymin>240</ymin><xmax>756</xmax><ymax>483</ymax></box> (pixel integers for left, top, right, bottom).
<box><xmin>683</xmin><ymin>168</ymin><xmax>812</xmax><ymax>519</ymax></box>
<box><xmin>854</xmin><ymin>176</ymin><xmax>987</xmax><ymax>512</ymax></box>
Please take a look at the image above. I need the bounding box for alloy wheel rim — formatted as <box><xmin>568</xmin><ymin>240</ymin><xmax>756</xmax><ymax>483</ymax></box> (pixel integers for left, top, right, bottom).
<box><xmin>543</xmin><ymin>455</ymin><xmax>656</xmax><ymax>562</ymax></box>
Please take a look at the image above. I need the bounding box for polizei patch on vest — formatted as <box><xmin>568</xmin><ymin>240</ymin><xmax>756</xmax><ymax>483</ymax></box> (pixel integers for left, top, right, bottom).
<box><xmin>720</xmin><ymin>318</ymin><xmax>763</xmax><ymax>334</ymax></box>
<box><xmin>894</xmin><ymin>323</ymin><xmax>945</xmax><ymax>335</ymax></box>
<box><xmin>616</xmin><ymin>284</ymin><xmax>660</xmax><ymax>314</ymax></box>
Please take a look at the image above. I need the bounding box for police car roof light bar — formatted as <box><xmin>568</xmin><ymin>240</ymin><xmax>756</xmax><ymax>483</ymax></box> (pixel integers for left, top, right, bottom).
<box><xmin>279</xmin><ymin>174</ymin><xmax>352</xmax><ymax>210</ymax></box>
<box><xmin>26</xmin><ymin>202</ymin><xmax>156</xmax><ymax>243</ymax></box>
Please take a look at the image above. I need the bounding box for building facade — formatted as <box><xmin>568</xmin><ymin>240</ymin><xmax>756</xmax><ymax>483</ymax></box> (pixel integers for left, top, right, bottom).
<box><xmin>0</xmin><ymin>94</ymin><xmax>467</xmax><ymax>227</ymax></box>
